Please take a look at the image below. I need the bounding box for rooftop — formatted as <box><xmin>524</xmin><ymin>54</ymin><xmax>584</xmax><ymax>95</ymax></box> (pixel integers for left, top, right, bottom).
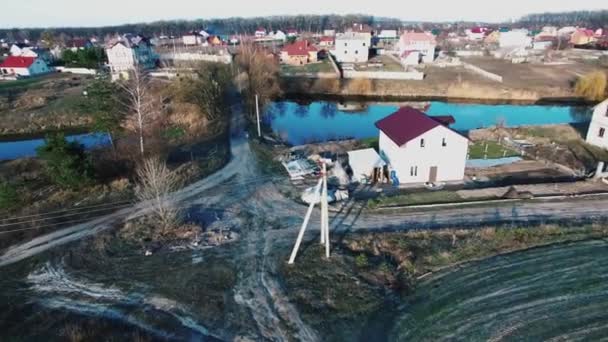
<box><xmin>0</xmin><ymin>56</ymin><xmax>36</xmax><ymax>68</ymax></box>
<box><xmin>375</xmin><ymin>107</ymin><xmax>457</xmax><ymax>146</ymax></box>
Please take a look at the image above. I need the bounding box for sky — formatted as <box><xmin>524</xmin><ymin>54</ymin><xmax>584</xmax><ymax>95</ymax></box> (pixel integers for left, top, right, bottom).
<box><xmin>1</xmin><ymin>0</ymin><xmax>607</xmax><ymax>28</ymax></box>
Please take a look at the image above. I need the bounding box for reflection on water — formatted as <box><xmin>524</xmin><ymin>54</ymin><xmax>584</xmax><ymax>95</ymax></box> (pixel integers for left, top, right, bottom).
<box><xmin>267</xmin><ymin>101</ymin><xmax>592</xmax><ymax>145</ymax></box>
<box><xmin>0</xmin><ymin>133</ymin><xmax>111</xmax><ymax>161</ymax></box>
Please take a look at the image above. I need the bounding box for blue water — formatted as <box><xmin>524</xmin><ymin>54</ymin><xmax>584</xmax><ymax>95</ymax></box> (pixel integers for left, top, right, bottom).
<box><xmin>266</xmin><ymin>101</ymin><xmax>591</xmax><ymax>145</ymax></box>
<box><xmin>0</xmin><ymin>133</ymin><xmax>111</xmax><ymax>161</ymax></box>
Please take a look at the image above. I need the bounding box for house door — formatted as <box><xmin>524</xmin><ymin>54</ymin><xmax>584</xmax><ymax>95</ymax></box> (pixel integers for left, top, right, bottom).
<box><xmin>429</xmin><ymin>166</ymin><xmax>438</xmax><ymax>183</ymax></box>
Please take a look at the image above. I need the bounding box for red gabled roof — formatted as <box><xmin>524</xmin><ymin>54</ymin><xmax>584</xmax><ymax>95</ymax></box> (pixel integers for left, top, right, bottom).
<box><xmin>281</xmin><ymin>40</ymin><xmax>317</xmax><ymax>56</ymax></box>
<box><xmin>320</xmin><ymin>36</ymin><xmax>334</xmax><ymax>42</ymax></box>
<box><xmin>431</xmin><ymin>115</ymin><xmax>456</xmax><ymax>126</ymax></box>
<box><xmin>375</xmin><ymin>107</ymin><xmax>443</xmax><ymax>146</ymax></box>
<box><xmin>0</xmin><ymin>56</ymin><xmax>36</xmax><ymax>68</ymax></box>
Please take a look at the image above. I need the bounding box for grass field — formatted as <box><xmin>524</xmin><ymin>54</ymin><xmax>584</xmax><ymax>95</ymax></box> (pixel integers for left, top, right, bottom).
<box><xmin>368</xmin><ymin>190</ymin><xmax>464</xmax><ymax>208</ymax></box>
<box><xmin>468</xmin><ymin>140</ymin><xmax>519</xmax><ymax>159</ymax></box>
<box><xmin>281</xmin><ymin>59</ymin><xmax>335</xmax><ymax>74</ymax></box>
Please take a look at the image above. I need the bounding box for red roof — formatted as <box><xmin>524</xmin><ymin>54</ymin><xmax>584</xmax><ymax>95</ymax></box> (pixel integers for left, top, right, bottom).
<box><xmin>375</xmin><ymin>107</ymin><xmax>444</xmax><ymax>146</ymax></box>
<box><xmin>320</xmin><ymin>36</ymin><xmax>334</xmax><ymax>42</ymax></box>
<box><xmin>0</xmin><ymin>56</ymin><xmax>36</xmax><ymax>68</ymax></box>
<box><xmin>400</xmin><ymin>32</ymin><xmax>436</xmax><ymax>45</ymax></box>
<box><xmin>281</xmin><ymin>40</ymin><xmax>317</xmax><ymax>56</ymax></box>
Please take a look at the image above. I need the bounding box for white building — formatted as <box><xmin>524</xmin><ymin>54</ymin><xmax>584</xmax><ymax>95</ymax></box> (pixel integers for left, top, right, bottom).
<box><xmin>9</xmin><ymin>43</ymin><xmax>30</xmax><ymax>56</ymax></box>
<box><xmin>333</xmin><ymin>32</ymin><xmax>371</xmax><ymax>63</ymax></box>
<box><xmin>106</xmin><ymin>37</ymin><xmax>157</xmax><ymax>79</ymax></box>
<box><xmin>323</xmin><ymin>29</ymin><xmax>336</xmax><ymax>37</ymax></box>
<box><xmin>586</xmin><ymin>98</ymin><xmax>608</xmax><ymax>150</ymax></box>
<box><xmin>182</xmin><ymin>32</ymin><xmax>205</xmax><ymax>46</ymax></box>
<box><xmin>347</xmin><ymin>148</ymin><xmax>386</xmax><ymax>183</ymax></box>
<box><xmin>255</xmin><ymin>28</ymin><xmax>267</xmax><ymax>38</ymax></box>
<box><xmin>376</xmin><ymin>107</ymin><xmax>468</xmax><ymax>184</ymax></box>
<box><xmin>499</xmin><ymin>30</ymin><xmax>532</xmax><ymax>48</ymax></box>
<box><xmin>378</xmin><ymin>30</ymin><xmax>398</xmax><ymax>40</ymax></box>
<box><xmin>272</xmin><ymin>30</ymin><xmax>287</xmax><ymax>41</ymax></box>
<box><xmin>0</xmin><ymin>56</ymin><xmax>51</xmax><ymax>77</ymax></box>
<box><xmin>398</xmin><ymin>32</ymin><xmax>436</xmax><ymax>64</ymax></box>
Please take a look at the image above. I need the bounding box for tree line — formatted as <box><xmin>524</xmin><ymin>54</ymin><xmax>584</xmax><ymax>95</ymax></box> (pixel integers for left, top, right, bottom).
<box><xmin>0</xmin><ymin>14</ymin><xmax>403</xmax><ymax>42</ymax></box>
<box><xmin>519</xmin><ymin>10</ymin><xmax>608</xmax><ymax>29</ymax></box>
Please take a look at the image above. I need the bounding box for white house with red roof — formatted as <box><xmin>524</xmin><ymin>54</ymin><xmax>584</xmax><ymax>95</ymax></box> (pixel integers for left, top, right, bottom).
<box><xmin>254</xmin><ymin>28</ymin><xmax>267</xmax><ymax>38</ymax></box>
<box><xmin>375</xmin><ymin>107</ymin><xmax>468</xmax><ymax>184</ymax></box>
<box><xmin>280</xmin><ymin>40</ymin><xmax>318</xmax><ymax>65</ymax></box>
<box><xmin>286</xmin><ymin>29</ymin><xmax>298</xmax><ymax>38</ymax></box>
<box><xmin>0</xmin><ymin>56</ymin><xmax>51</xmax><ymax>77</ymax></box>
<box><xmin>319</xmin><ymin>36</ymin><xmax>335</xmax><ymax>48</ymax></box>
<box><xmin>398</xmin><ymin>32</ymin><xmax>436</xmax><ymax>64</ymax></box>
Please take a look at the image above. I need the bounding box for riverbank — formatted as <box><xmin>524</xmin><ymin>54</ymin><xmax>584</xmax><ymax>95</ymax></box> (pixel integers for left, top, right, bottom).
<box><xmin>280</xmin><ymin>77</ymin><xmax>597</xmax><ymax>106</ymax></box>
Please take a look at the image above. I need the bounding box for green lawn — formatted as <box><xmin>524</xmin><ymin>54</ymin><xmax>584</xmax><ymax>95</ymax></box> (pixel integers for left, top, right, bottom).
<box><xmin>468</xmin><ymin>141</ymin><xmax>519</xmax><ymax>159</ymax></box>
<box><xmin>368</xmin><ymin>190</ymin><xmax>463</xmax><ymax>209</ymax></box>
<box><xmin>281</xmin><ymin>59</ymin><xmax>335</xmax><ymax>74</ymax></box>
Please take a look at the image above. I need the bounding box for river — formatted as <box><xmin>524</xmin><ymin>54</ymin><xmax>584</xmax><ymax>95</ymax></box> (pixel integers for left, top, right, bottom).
<box><xmin>266</xmin><ymin>100</ymin><xmax>592</xmax><ymax>145</ymax></box>
<box><xmin>0</xmin><ymin>133</ymin><xmax>111</xmax><ymax>161</ymax></box>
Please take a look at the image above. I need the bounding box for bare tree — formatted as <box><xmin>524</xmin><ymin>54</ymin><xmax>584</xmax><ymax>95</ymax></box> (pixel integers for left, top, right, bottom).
<box><xmin>135</xmin><ymin>158</ymin><xmax>182</xmax><ymax>235</ymax></box>
<box><xmin>235</xmin><ymin>43</ymin><xmax>282</xmax><ymax>122</ymax></box>
<box><xmin>118</xmin><ymin>68</ymin><xmax>159</xmax><ymax>157</ymax></box>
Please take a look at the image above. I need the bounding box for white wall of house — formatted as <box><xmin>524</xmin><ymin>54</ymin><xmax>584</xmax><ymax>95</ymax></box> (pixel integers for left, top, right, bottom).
<box><xmin>9</xmin><ymin>45</ymin><xmax>24</xmax><ymax>56</ymax></box>
<box><xmin>182</xmin><ymin>35</ymin><xmax>203</xmax><ymax>45</ymax></box>
<box><xmin>378</xmin><ymin>126</ymin><xmax>468</xmax><ymax>184</ymax></box>
<box><xmin>398</xmin><ymin>41</ymin><xmax>435</xmax><ymax>63</ymax></box>
<box><xmin>499</xmin><ymin>30</ymin><xmax>532</xmax><ymax>48</ymax></box>
<box><xmin>333</xmin><ymin>33</ymin><xmax>370</xmax><ymax>63</ymax></box>
<box><xmin>586</xmin><ymin>99</ymin><xmax>608</xmax><ymax>150</ymax></box>
<box><xmin>106</xmin><ymin>43</ymin><xmax>156</xmax><ymax>73</ymax></box>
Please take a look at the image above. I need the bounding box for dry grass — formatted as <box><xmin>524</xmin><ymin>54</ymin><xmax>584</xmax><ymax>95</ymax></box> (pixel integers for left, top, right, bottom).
<box><xmin>447</xmin><ymin>82</ymin><xmax>538</xmax><ymax>100</ymax></box>
<box><xmin>345</xmin><ymin>78</ymin><xmax>374</xmax><ymax>94</ymax></box>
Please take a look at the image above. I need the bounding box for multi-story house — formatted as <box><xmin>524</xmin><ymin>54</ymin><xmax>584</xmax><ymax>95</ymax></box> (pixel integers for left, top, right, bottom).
<box><xmin>333</xmin><ymin>32</ymin><xmax>370</xmax><ymax>63</ymax></box>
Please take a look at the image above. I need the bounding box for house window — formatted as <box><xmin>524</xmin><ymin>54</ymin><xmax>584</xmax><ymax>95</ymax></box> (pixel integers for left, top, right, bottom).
<box><xmin>410</xmin><ymin>166</ymin><xmax>418</xmax><ymax>176</ymax></box>
<box><xmin>442</xmin><ymin>138</ymin><xmax>447</xmax><ymax>147</ymax></box>
<box><xmin>363</xmin><ymin>43</ymin><xmax>366</xmax><ymax>46</ymax></box>
<box><xmin>355</xmin><ymin>50</ymin><xmax>359</xmax><ymax>54</ymax></box>
<box><xmin>344</xmin><ymin>50</ymin><xmax>348</xmax><ymax>54</ymax></box>
<box><xmin>600</xmin><ymin>128</ymin><xmax>606</xmax><ymax>138</ymax></box>
<box><xmin>420</xmin><ymin>138</ymin><xmax>425</xmax><ymax>147</ymax></box>
<box><xmin>344</xmin><ymin>43</ymin><xmax>348</xmax><ymax>47</ymax></box>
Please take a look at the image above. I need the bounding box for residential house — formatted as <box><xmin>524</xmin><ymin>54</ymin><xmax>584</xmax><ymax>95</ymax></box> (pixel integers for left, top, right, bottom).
<box><xmin>67</xmin><ymin>39</ymin><xmax>93</xmax><ymax>51</ymax></box>
<box><xmin>254</xmin><ymin>28</ymin><xmax>267</xmax><ymax>38</ymax></box>
<box><xmin>105</xmin><ymin>36</ymin><xmax>157</xmax><ymax>79</ymax></box>
<box><xmin>0</xmin><ymin>56</ymin><xmax>51</xmax><ymax>77</ymax></box>
<box><xmin>19</xmin><ymin>47</ymin><xmax>54</xmax><ymax>64</ymax></box>
<box><xmin>466</xmin><ymin>27</ymin><xmax>488</xmax><ymax>40</ymax></box>
<box><xmin>499</xmin><ymin>30</ymin><xmax>531</xmax><ymax>48</ymax></box>
<box><xmin>484</xmin><ymin>30</ymin><xmax>500</xmax><ymax>44</ymax></box>
<box><xmin>399</xmin><ymin>50</ymin><xmax>420</xmax><ymax>66</ymax></box>
<box><xmin>586</xmin><ymin>98</ymin><xmax>608</xmax><ymax>150</ymax></box>
<box><xmin>532</xmin><ymin>38</ymin><xmax>554</xmax><ymax>50</ymax></box>
<box><xmin>535</xmin><ymin>26</ymin><xmax>558</xmax><ymax>39</ymax></box>
<box><xmin>287</xmin><ymin>29</ymin><xmax>298</xmax><ymax>38</ymax></box>
<box><xmin>199</xmin><ymin>30</ymin><xmax>211</xmax><ymax>38</ymax></box>
<box><xmin>398</xmin><ymin>31</ymin><xmax>436</xmax><ymax>64</ymax></box>
<box><xmin>272</xmin><ymin>30</ymin><xmax>287</xmax><ymax>41</ymax></box>
<box><xmin>333</xmin><ymin>32</ymin><xmax>371</xmax><ymax>63</ymax></box>
<box><xmin>318</xmin><ymin>36</ymin><xmax>335</xmax><ymax>48</ymax></box>
<box><xmin>207</xmin><ymin>35</ymin><xmax>222</xmax><ymax>46</ymax></box>
<box><xmin>376</xmin><ymin>107</ymin><xmax>468</xmax><ymax>184</ymax></box>
<box><xmin>378</xmin><ymin>30</ymin><xmax>398</xmax><ymax>40</ymax></box>
<box><xmin>323</xmin><ymin>29</ymin><xmax>336</xmax><ymax>37</ymax></box>
<box><xmin>182</xmin><ymin>32</ymin><xmax>206</xmax><ymax>45</ymax></box>
<box><xmin>9</xmin><ymin>43</ymin><xmax>30</xmax><ymax>56</ymax></box>
<box><xmin>570</xmin><ymin>29</ymin><xmax>596</xmax><ymax>46</ymax></box>
<box><xmin>280</xmin><ymin>40</ymin><xmax>318</xmax><ymax>65</ymax></box>
<box><xmin>229</xmin><ymin>36</ymin><xmax>240</xmax><ymax>45</ymax></box>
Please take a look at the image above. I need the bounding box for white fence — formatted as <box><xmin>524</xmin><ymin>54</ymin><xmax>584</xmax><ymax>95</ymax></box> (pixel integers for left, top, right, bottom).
<box><xmin>55</xmin><ymin>67</ymin><xmax>97</xmax><ymax>75</ymax></box>
<box><xmin>463</xmin><ymin>63</ymin><xmax>503</xmax><ymax>82</ymax></box>
<box><xmin>455</xmin><ymin>50</ymin><xmax>484</xmax><ymax>57</ymax></box>
<box><xmin>343</xmin><ymin>70</ymin><xmax>424</xmax><ymax>80</ymax></box>
<box><xmin>160</xmin><ymin>52</ymin><xmax>232</xmax><ymax>64</ymax></box>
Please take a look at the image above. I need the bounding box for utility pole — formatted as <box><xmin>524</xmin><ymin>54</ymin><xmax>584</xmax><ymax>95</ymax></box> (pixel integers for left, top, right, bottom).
<box><xmin>288</xmin><ymin>162</ymin><xmax>330</xmax><ymax>264</ymax></box>
<box><xmin>255</xmin><ymin>94</ymin><xmax>261</xmax><ymax>137</ymax></box>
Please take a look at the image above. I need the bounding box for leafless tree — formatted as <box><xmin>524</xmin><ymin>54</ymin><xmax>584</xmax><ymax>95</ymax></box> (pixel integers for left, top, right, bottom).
<box><xmin>135</xmin><ymin>158</ymin><xmax>183</xmax><ymax>234</ymax></box>
<box><xmin>117</xmin><ymin>68</ymin><xmax>160</xmax><ymax>157</ymax></box>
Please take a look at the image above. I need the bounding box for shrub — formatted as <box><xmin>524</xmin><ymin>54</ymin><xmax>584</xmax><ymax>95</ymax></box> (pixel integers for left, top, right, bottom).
<box><xmin>36</xmin><ymin>133</ymin><xmax>93</xmax><ymax>189</ymax></box>
<box><xmin>0</xmin><ymin>182</ymin><xmax>18</xmax><ymax>209</ymax></box>
<box><xmin>355</xmin><ymin>253</ymin><xmax>369</xmax><ymax>268</ymax></box>
<box><xmin>574</xmin><ymin>71</ymin><xmax>607</xmax><ymax>101</ymax></box>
